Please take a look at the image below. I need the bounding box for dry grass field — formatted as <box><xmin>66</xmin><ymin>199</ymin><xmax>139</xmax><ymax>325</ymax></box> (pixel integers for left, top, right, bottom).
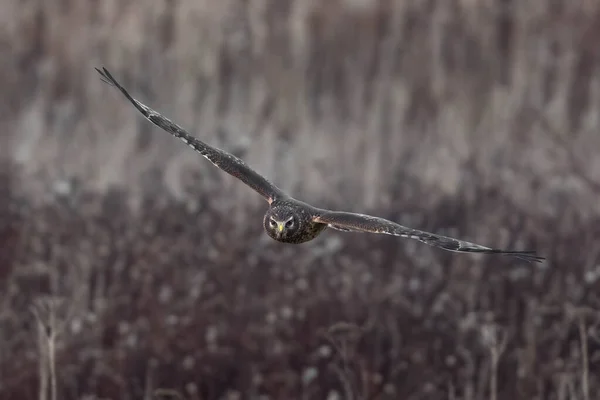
<box><xmin>0</xmin><ymin>0</ymin><xmax>599</xmax><ymax>399</ymax></box>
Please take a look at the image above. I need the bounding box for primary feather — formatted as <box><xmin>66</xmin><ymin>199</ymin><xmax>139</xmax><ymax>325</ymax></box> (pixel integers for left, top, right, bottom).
<box><xmin>314</xmin><ymin>211</ymin><xmax>544</xmax><ymax>263</ymax></box>
<box><xmin>95</xmin><ymin>67</ymin><xmax>286</xmax><ymax>204</ymax></box>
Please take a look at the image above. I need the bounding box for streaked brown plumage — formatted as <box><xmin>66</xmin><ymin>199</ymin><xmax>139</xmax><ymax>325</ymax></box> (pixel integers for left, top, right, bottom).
<box><xmin>96</xmin><ymin>67</ymin><xmax>544</xmax><ymax>263</ymax></box>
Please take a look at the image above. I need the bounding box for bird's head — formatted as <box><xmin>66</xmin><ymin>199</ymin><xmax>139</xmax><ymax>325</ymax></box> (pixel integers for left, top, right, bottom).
<box><xmin>263</xmin><ymin>206</ymin><xmax>300</xmax><ymax>242</ymax></box>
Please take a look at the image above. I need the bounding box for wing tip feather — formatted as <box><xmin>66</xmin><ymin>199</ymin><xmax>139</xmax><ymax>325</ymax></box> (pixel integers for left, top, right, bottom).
<box><xmin>95</xmin><ymin>66</ymin><xmax>116</xmax><ymax>86</ymax></box>
<box><xmin>488</xmin><ymin>249</ymin><xmax>545</xmax><ymax>263</ymax></box>
<box><xmin>454</xmin><ymin>246</ymin><xmax>545</xmax><ymax>263</ymax></box>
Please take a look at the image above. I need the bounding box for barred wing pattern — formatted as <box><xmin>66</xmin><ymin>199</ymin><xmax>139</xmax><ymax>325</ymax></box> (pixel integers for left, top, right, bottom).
<box><xmin>96</xmin><ymin>67</ymin><xmax>286</xmax><ymax>204</ymax></box>
<box><xmin>314</xmin><ymin>211</ymin><xmax>545</xmax><ymax>263</ymax></box>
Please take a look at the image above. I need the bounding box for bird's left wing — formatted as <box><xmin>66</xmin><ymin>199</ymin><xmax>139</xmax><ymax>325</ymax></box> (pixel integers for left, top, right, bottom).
<box><xmin>313</xmin><ymin>210</ymin><xmax>544</xmax><ymax>263</ymax></box>
<box><xmin>95</xmin><ymin>67</ymin><xmax>287</xmax><ymax>204</ymax></box>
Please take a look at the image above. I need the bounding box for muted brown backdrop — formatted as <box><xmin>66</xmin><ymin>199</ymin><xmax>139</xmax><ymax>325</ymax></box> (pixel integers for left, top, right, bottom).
<box><xmin>1</xmin><ymin>0</ymin><xmax>599</xmax><ymax>399</ymax></box>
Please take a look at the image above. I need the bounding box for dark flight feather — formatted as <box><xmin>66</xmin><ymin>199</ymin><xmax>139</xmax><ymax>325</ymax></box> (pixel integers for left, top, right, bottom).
<box><xmin>95</xmin><ymin>67</ymin><xmax>286</xmax><ymax>204</ymax></box>
<box><xmin>314</xmin><ymin>211</ymin><xmax>545</xmax><ymax>263</ymax></box>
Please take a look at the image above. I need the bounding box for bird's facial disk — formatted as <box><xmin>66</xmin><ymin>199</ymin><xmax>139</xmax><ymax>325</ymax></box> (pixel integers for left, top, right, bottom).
<box><xmin>268</xmin><ymin>215</ymin><xmax>296</xmax><ymax>238</ymax></box>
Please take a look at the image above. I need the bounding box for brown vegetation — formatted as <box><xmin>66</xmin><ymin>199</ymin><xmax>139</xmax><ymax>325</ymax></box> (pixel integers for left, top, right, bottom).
<box><xmin>1</xmin><ymin>0</ymin><xmax>599</xmax><ymax>399</ymax></box>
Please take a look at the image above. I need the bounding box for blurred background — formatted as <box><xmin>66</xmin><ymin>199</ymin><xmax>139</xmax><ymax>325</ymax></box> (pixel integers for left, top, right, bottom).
<box><xmin>1</xmin><ymin>0</ymin><xmax>599</xmax><ymax>399</ymax></box>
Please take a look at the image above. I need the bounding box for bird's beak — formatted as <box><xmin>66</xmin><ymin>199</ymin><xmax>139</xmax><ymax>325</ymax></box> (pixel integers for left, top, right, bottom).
<box><xmin>277</xmin><ymin>223</ymin><xmax>284</xmax><ymax>234</ymax></box>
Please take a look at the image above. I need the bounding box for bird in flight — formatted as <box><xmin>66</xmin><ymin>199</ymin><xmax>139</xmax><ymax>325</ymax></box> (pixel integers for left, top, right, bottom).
<box><xmin>96</xmin><ymin>67</ymin><xmax>544</xmax><ymax>263</ymax></box>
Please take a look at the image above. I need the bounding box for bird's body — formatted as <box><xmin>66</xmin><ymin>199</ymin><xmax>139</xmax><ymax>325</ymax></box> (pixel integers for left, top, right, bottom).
<box><xmin>96</xmin><ymin>67</ymin><xmax>545</xmax><ymax>263</ymax></box>
<box><xmin>263</xmin><ymin>198</ymin><xmax>328</xmax><ymax>243</ymax></box>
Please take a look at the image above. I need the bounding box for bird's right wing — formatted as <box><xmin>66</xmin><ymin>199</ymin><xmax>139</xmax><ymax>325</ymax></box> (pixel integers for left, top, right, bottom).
<box><xmin>96</xmin><ymin>67</ymin><xmax>287</xmax><ymax>204</ymax></box>
<box><xmin>313</xmin><ymin>210</ymin><xmax>545</xmax><ymax>263</ymax></box>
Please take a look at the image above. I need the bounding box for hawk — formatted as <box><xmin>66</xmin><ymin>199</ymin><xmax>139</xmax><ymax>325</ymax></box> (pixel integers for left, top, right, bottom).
<box><xmin>96</xmin><ymin>67</ymin><xmax>544</xmax><ymax>263</ymax></box>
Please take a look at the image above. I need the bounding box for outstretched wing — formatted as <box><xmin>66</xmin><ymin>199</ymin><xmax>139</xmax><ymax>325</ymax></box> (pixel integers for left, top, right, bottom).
<box><xmin>95</xmin><ymin>67</ymin><xmax>287</xmax><ymax>204</ymax></box>
<box><xmin>313</xmin><ymin>210</ymin><xmax>544</xmax><ymax>263</ymax></box>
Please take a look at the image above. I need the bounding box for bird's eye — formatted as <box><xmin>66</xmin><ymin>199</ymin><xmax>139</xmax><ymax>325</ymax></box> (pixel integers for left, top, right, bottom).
<box><xmin>269</xmin><ymin>219</ymin><xmax>277</xmax><ymax>228</ymax></box>
<box><xmin>285</xmin><ymin>219</ymin><xmax>294</xmax><ymax>228</ymax></box>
